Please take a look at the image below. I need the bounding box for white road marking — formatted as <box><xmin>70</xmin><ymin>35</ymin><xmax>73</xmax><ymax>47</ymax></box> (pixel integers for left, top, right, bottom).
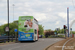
<box><xmin>62</xmin><ymin>38</ymin><xmax>73</xmax><ymax>50</ymax></box>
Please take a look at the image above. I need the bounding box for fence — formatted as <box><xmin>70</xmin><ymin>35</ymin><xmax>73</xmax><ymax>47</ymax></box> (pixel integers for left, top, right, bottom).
<box><xmin>0</xmin><ymin>36</ymin><xmax>17</xmax><ymax>43</ymax></box>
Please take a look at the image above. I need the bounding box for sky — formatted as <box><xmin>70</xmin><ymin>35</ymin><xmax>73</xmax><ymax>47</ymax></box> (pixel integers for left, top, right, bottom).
<box><xmin>0</xmin><ymin>0</ymin><xmax>75</xmax><ymax>31</ymax></box>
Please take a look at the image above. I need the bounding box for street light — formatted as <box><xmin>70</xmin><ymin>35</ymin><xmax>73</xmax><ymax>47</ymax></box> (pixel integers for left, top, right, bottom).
<box><xmin>13</xmin><ymin>4</ymin><xmax>15</xmax><ymax>22</ymax></box>
<box><xmin>7</xmin><ymin>0</ymin><xmax>9</xmax><ymax>42</ymax></box>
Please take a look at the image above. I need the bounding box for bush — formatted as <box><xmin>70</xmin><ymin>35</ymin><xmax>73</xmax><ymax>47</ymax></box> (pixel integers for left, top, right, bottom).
<box><xmin>48</xmin><ymin>35</ymin><xmax>56</xmax><ymax>38</ymax></box>
<box><xmin>58</xmin><ymin>35</ymin><xmax>65</xmax><ymax>37</ymax></box>
<box><xmin>42</xmin><ymin>35</ymin><xmax>65</xmax><ymax>38</ymax></box>
<box><xmin>47</xmin><ymin>35</ymin><xmax>65</xmax><ymax>38</ymax></box>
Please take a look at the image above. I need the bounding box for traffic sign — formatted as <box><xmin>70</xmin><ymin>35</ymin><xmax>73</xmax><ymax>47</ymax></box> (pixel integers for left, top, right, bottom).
<box><xmin>5</xmin><ymin>26</ymin><xmax>9</xmax><ymax>32</ymax></box>
<box><xmin>14</xmin><ymin>29</ymin><xmax>17</xmax><ymax>32</ymax></box>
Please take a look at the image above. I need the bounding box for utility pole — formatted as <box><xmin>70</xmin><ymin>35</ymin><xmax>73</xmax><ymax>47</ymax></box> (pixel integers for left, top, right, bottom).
<box><xmin>7</xmin><ymin>0</ymin><xmax>9</xmax><ymax>42</ymax></box>
<box><xmin>67</xmin><ymin>7</ymin><xmax>69</xmax><ymax>37</ymax></box>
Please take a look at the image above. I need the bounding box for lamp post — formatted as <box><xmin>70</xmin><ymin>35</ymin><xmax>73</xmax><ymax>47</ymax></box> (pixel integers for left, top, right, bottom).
<box><xmin>67</xmin><ymin>7</ymin><xmax>69</xmax><ymax>37</ymax></box>
<box><xmin>12</xmin><ymin>4</ymin><xmax>15</xmax><ymax>41</ymax></box>
<box><xmin>13</xmin><ymin>4</ymin><xmax>15</xmax><ymax>22</ymax></box>
<box><xmin>7</xmin><ymin>0</ymin><xmax>9</xmax><ymax>42</ymax></box>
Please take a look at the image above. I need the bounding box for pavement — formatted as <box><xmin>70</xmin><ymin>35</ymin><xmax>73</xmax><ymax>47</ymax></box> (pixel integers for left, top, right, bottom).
<box><xmin>0</xmin><ymin>38</ymin><xmax>64</xmax><ymax>50</ymax></box>
<box><xmin>64</xmin><ymin>38</ymin><xmax>75</xmax><ymax>50</ymax></box>
<box><xmin>47</xmin><ymin>38</ymin><xmax>75</xmax><ymax>50</ymax></box>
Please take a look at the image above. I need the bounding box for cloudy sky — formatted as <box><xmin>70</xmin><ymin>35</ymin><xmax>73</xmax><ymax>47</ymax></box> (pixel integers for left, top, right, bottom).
<box><xmin>0</xmin><ymin>0</ymin><xmax>75</xmax><ymax>31</ymax></box>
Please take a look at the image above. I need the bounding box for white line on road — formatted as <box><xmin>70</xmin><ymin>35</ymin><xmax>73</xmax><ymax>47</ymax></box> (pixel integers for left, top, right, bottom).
<box><xmin>62</xmin><ymin>38</ymin><xmax>73</xmax><ymax>50</ymax></box>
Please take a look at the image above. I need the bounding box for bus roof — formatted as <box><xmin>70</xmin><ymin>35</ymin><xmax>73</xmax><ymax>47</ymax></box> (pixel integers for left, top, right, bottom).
<box><xmin>19</xmin><ymin>16</ymin><xmax>33</xmax><ymax>17</ymax></box>
<box><xmin>19</xmin><ymin>16</ymin><xmax>38</xmax><ymax>22</ymax></box>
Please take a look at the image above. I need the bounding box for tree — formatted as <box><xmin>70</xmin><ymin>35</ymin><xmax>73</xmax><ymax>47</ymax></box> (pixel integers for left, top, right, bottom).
<box><xmin>0</xmin><ymin>21</ymin><xmax>18</xmax><ymax>36</ymax></box>
<box><xmin>72</xmin><ymin>31</ymin><xmax>75</xmax><ymax>34</ymax></box>
<box><xmin>45</xmin><ymin>29</ymin><xmax>52</xmax><ymax>32</ymax></box>
<box><xmin>38</xmin><ymin>25</ymin><xmax>44</xmax><ymax>35</ymax></box>
<box><xmin>9</xmin><ymin>23</ymin><xmax>18</xmax><ymax>36</ymax></box>
<box><xmin>44</xmin><ymin>29</ymin><xmax>54</xmax><ymax>38</ymax></box>
<box><xmin>54</xmin><ymin>29</ymin><xmax>64</xmax><ymax>34</ymax></box>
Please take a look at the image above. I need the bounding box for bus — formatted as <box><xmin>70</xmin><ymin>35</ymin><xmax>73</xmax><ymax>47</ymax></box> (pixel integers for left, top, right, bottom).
<box><xmin>18</xmin><ymin>16</ymin><xmax>39</xmax><ymax>41</ymax></box>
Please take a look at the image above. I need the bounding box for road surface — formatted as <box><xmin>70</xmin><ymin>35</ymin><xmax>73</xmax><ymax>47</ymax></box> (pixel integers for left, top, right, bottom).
<box><xmin>0</xmin><ymin>38</ymin><xmax>64</xmax><ymax>50</ymax></box>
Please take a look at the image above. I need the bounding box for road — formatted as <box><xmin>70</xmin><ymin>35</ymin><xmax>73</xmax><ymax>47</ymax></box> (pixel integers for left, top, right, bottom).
<box><xmin>0</xmin><ymin>38</ymin><xmax>64</xmax><ymax>50</ymax></box>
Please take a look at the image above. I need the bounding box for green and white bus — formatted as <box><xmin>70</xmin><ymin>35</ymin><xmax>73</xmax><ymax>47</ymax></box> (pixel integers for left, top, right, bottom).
<box><xmin>18</xmin><ymin>16</ymin><xmax>39</xmax><ymax>41</ymax></box>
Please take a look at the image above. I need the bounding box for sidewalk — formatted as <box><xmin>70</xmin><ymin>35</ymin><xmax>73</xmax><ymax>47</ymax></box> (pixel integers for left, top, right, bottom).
<box><xmin>45</xmin><ymin>38</ymin><xmax>75</xmax><ymax>50</ymax></box>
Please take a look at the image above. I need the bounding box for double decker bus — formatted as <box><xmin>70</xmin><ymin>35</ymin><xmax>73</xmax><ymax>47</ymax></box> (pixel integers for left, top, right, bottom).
<box><xmin>18</xmin><ymin>16</ymin><xmax>39</xmax><ymax>41</ymax></box>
